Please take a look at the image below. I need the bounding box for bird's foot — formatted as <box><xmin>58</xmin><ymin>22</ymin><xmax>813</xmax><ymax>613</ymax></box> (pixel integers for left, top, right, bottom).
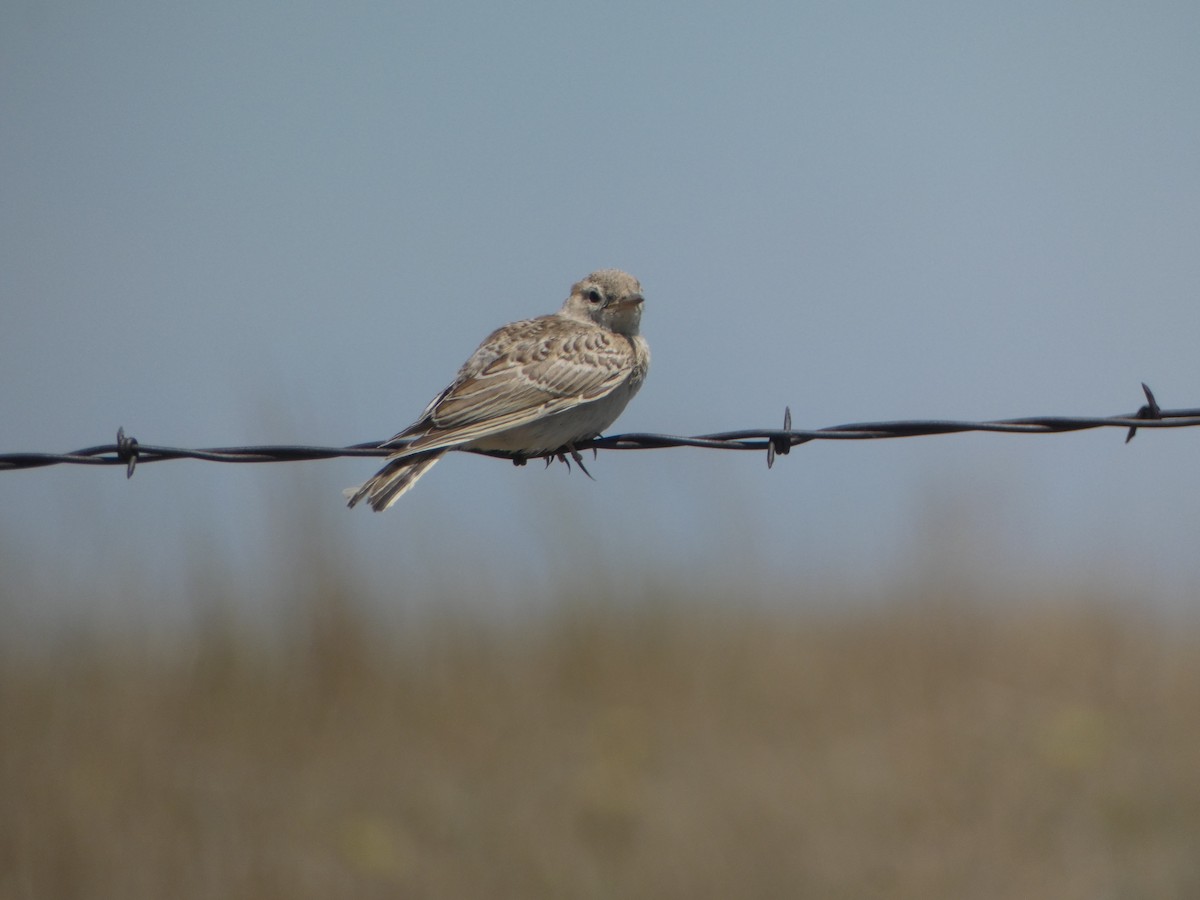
<box><xmin>545</xmin><ymin>443</ymin><xmax>595</xmax><ymax>480</ymax></box>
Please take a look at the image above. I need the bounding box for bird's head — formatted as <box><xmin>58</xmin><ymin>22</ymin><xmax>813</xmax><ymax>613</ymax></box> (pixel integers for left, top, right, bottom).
<box><xmin>561</xmin><ymin>269</ymin><xmax>644</xmax><ymax>336</ymax></box>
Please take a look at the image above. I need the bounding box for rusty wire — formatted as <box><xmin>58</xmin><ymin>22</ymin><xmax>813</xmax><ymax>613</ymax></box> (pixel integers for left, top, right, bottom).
<box><xmin>1</xmin><ymin>384</ymin><xmax>1196</xmax><ymax>479</ymax></box>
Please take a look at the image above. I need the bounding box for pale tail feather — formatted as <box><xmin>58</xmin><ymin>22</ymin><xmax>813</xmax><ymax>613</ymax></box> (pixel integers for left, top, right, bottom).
<box><xmin>344</xmin><ymin>451</ymin><xmax>445</xmax><ymax>511</ymax></box>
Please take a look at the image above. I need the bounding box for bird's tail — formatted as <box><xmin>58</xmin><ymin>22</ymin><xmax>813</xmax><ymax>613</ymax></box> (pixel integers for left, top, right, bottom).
<box><xmin>345</xmin><ymin>450</ymin><xmax>446</xmax><ymax>511</ymax></box>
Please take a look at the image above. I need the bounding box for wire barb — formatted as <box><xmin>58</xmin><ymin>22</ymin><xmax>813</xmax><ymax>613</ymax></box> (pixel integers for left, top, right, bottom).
<box><xmin>767</xmin><ymin>407</ymin><xmax>793</xmax><ymax>469</ymax></box>
<box><xmin>1126</xmin><ymin>383</ymin><xmax>1162</xmax><ymax>444</ymax></box>
<box><xmin>3</xmin><ymin>383</ymin><xmax>1199</xmax><ymax>475</ymax></box>
<box><xmin>115</xmin><ymin>427</ymin><xmax>139</xmax><ymax>479</ymax></box>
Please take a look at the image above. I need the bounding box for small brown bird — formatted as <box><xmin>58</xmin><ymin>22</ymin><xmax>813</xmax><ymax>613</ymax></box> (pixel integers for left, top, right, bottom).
<box><xmin>347</xmin><ymin>269</ymin><xmax>650</xmax><ymax>511</ymax></box>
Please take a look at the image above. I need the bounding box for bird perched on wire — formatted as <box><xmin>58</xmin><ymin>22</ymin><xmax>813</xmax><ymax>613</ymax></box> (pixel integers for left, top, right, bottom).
<box><xmin>347</xmin><ymin>269</ymin><xmax>650</xmax><ymax>511</ymax></box>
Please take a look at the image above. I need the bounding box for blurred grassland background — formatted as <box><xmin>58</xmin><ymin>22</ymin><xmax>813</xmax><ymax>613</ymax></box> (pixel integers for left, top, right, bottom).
<box><xmin>5</xmin><ymin>3</ymin><xmax>1200</xmax><ymax>897</ymax></box>
<box><xmin>3</xmin><ymin>513</ymin><xmax>1199</xmax><ymax>900</ymax></box>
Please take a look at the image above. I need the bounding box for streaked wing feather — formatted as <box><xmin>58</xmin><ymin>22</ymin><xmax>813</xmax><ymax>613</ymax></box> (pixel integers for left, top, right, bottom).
<box><xmin>390</xmin><ymin>317</ymin><xmax>634</xmax><ymax>457</ymax></box>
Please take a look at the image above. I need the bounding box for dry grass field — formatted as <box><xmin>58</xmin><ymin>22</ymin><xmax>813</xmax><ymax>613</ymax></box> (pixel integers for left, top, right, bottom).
<box><xmin>3</xmin><ymin>580</ymin><xmax>1199</xmax><ymax>899</ymax></box>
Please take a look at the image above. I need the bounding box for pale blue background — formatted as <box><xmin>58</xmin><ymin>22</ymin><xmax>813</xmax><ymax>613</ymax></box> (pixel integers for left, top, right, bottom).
<box><xmin>3</xmin><ymin>2</ymin><xmax>1199</xmax><ymax>624</ymax></box>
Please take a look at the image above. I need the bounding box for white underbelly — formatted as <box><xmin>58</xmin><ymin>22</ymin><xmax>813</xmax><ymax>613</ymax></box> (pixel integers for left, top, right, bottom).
<box><xmin>466</xmin><ymin>381</ymin><xmax>641</xmax><ymax>454</ymax></box>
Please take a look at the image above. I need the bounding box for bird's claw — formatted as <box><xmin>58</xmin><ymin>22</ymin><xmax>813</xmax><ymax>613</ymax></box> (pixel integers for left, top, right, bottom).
<box><xmin>546</xmin><ymin>444</ymin><xmax>595</xmax><ymax>480</ymax></box>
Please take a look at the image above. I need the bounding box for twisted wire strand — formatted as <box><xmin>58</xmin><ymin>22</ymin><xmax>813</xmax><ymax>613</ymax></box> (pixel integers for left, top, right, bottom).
<box><xmin>2</xmin><ymin>384</ymin><xmax>1194</xmax><ymax>478</ymax></box>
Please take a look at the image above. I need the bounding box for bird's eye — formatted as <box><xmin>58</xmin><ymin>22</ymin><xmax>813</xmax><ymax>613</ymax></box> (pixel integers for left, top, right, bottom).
<box><xmin>585</xmin><ymin>288</ymin><xmax>604</xmax><ymax>305</ymax></box>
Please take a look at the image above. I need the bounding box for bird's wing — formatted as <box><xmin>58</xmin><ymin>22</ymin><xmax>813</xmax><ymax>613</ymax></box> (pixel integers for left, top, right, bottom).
<box><xmin>386</xmin><ymin>316</ymin><xmax>636</xmax><ymax>456</ymax></box>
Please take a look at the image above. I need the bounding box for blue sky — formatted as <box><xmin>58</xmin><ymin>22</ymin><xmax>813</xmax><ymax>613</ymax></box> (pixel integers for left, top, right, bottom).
<box><xmin>3</xmin><ymin>3</ymin><xmax>1199</xmax><ymax>622</ymax></box>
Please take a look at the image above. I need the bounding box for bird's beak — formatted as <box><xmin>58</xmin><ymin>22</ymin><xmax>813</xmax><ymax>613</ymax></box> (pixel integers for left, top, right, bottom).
<box><xmin>613</xmin><ymin>294</ymin><xmax>644</xmax><ymax>310</ymax></box>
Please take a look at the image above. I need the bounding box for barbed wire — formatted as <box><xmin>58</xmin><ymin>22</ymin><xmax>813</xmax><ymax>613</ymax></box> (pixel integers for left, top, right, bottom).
<box><xmin>2</xmin><ymin>384</ymin><xmax>1196</xmax><ymax>479</ymax></box>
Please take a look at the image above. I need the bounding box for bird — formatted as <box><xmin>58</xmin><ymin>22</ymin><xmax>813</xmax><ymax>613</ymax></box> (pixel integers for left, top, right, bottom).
<box><xmin>346</xmin><ymin>269</ymin><xmax>650</xmax><ymax>511</ymax></box>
